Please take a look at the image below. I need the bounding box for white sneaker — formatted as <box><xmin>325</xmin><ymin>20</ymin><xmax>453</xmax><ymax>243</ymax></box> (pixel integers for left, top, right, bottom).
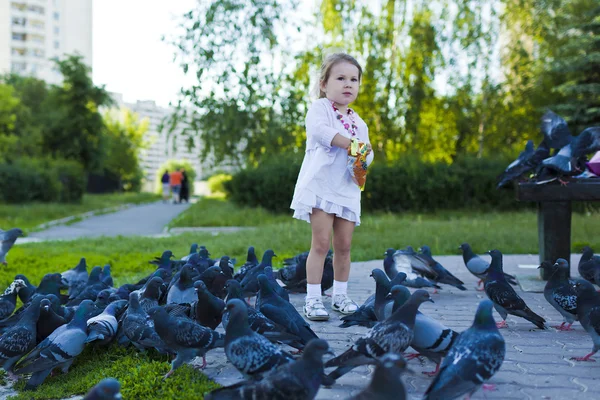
<box><xmin>303</xmin><ymin>297</ymin><xmax>330</xmax><ymax>321</ymax></box>
<box><xmin>332</xmin><ymin>294</ymin><xmax>358</xmax><ymax>315</ymax></box>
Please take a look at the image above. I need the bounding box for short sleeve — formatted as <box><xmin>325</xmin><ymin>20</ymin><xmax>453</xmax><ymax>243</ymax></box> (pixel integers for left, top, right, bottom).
<box><xmin>305</xmin><ymin>100</ymin><xmax>339</xmax><ymax>149</ymax></box>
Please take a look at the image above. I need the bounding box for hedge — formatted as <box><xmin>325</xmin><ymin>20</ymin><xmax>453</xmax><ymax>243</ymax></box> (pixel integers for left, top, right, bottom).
<box><xmin>224</xmin><ymin>155</ymin><xmax>534</xmax><ymax>213</ymax></box>
<box><xmin>0</xmin><ymin>157</ymin><xmax>86</xmax><ymax>203</ymax></box>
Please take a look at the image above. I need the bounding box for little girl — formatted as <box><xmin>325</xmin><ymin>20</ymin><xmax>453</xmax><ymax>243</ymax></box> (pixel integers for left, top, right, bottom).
<box><xmin>290</xmin><ymin>53</ymin><xmax>373</xmax><ymax>321</ymax></box>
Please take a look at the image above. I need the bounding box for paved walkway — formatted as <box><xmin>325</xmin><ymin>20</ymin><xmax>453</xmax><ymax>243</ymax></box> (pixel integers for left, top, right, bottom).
<box><xmin>203</xmin><ymin>253</ymin><xmax>600</xmax><ymax>400</ymax></box>
<box><xmin>26</xmin><ymin>201</ymin><xmax>191</xmax><ymax>241</ymax></box>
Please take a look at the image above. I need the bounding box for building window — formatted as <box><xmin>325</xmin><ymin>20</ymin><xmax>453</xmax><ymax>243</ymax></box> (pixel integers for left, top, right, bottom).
<box><xmin>54</xmin><ymin>41</ymin><xmax>60</xmax><ymax>49</ymax></box>
<box><xmin>30</xmin><ymin>35</ymin><xmax>44</xmax><ymax>44</ymax></box>
<box><xmin>11</xmin><ymin>62</ymin><xmax>27</xmax><ymax>72</ymax></box>
<box><xmin>12</xmin><ymin>17</ymin><xmax>26</xmax><ymax>26</ymax></box>
<box><xmin>30</xmin><ymin>20</ymin><xmax>45</xmax><ymax>29</ymax></box>
<box><xmin>31</xmin><ymin>48</ymin><xmax>45</xmax><ymax>58</ymax></box>
<box><xmin>11</xmin><ymin>3</ymin><xmax>27</xmax><ymax>12</ymax></box>
<box><xmin>54</xmin><ymin>26</ymin><xmax>59</xmax><ymax>34</ymax></box>
<box><xmin>11</xmin><ymin>47</ymin><xmax>26</xmax><ymax>56</ymax></box>
<box><xmin>12</xmin><ymin>33</ymin><xmax>26</xmax><ymax>41</ymax></box>
<box><xmin>28</xmin><ymin>5</ymin><xmax>45</xmax><ymax>15</ymax></box>
<box><xmin>53</xmin><ymin>12</ymin><xmax>59</xmax><ymax>20</ymax></box>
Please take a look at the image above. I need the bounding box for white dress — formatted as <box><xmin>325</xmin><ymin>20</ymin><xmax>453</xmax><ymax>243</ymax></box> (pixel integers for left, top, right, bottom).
<box><xmin>290</xmin><ymin>98</ymin><xmax>374</xmax><ymax>226</ymax></box>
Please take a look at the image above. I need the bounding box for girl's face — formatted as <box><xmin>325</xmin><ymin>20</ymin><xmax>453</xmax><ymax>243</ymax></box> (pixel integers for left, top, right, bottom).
<box><xmin>320</xmin><ymin>62</ymin><xmax>360</xmax><ymax>109</ymax></box>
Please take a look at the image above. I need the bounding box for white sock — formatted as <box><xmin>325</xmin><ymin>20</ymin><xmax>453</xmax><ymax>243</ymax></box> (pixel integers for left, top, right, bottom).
<box><xmin>306</xmin><ymin>283</ymin><xmax>322</xmax><ymax>300</ymax></box>
<box><xmin>333</xmin><ymin>280</ymin><xmax>348</xmax><ymax>297</ymax></box>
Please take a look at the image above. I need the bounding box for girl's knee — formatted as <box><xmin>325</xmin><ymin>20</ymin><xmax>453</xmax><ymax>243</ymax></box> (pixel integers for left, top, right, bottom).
<box><xmin>333</xmin><ymin>242</ymin><xmax>352</xmax><ymax>257</ymax></box>
<box><xmin>311</xmin><ymin>239</ymin><xmax>330</xmax><ymax>256</ymax></box>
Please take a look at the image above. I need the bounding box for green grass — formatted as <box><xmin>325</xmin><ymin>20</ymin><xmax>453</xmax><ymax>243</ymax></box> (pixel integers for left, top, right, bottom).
<box><xmin>3</xmin><ymin>199</ymin><xmax>600</xmax><ymax>399</ymax></box>
<box><xmin>0</xmin><ymin>192</ymin><xmax>161</xmax><ymax>233</ymax></box>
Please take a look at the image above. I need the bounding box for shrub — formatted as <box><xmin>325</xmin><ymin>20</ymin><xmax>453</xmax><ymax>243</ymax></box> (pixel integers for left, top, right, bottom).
<box><xmin>0</xmin><ymin>157</ymin><xmax>86</xmax><ymax>203</ymax></box>
<box><xmin>207</xmin><ymin>173</ymin><xmax>233</xmax><ymax>197</ymax></box>
<box><xmin>224</xmin><ymin>154</ymin><xmax>532</xmax><ymax>213</ymax></box>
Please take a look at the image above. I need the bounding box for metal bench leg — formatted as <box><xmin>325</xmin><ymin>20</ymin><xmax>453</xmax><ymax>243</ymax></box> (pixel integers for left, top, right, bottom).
<box><xmin>538</xmin><ymin>201</ymin><xmax>571</xmax><ymax>280</ymax></box>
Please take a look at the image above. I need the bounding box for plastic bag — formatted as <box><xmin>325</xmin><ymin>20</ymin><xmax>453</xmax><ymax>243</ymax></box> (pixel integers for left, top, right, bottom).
<box><xmin>347</xmin><ymin>139</ymin><xmax>369</xmax><ymax>190</ymax></box>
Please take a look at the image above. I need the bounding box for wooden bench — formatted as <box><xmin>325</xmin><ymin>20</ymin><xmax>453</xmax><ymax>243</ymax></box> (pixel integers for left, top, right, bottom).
<box><xmin>516</xmin><ymin>179</ymin><xmax>600</xmax><ymax>280</ymax></box>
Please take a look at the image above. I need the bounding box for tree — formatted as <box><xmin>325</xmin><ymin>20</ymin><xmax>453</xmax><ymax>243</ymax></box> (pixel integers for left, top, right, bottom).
<box><xmin>103</xmin><ymin>108</ymin><xmax>149</xmax><ymax>191</ymax></box>
<box><xmin>43</xmin><ymin>54</ymin><xmax>113</xmax><ymax>172</ymax></box>
<box><xmin>0</xmin><ymin>84</ymin><xmax>20</xmax><ymax>162</ymax></box>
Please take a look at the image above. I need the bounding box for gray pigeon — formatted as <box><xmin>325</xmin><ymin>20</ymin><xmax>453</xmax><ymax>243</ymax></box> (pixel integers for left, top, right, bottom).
<box><xmin>87</xmin><ymin>300</ymin><xmax>128</xmax><ymax>345</ymax></box>
<box><xmin>538</xmin><ymin>260</ymin><xmax>578</xmax><ymax>331</ymax></box>
<box><xmin>0</xmin><ymin>296</ymin><xmax>43</xmax><ymax>373</ymax></box>
<box><xmin>349</xmin><ymin>353</ymin><xmax>409</xmax><ymax>400</ymax></box>
<box><xmin>193</xmin><ymin>280</ymin><xmax>225</xmax><ymax>330</ymax></box>
<box><xmin>570</xmin><ymin>280</ymin><xmax>600</xmax><ymax>361</ymax></box>
<box><xmin>325</xmin><ymin>290</ymin><xmax>433</xmax><ymax>380</ymax></box>
<box><xmin>540</xmin><ymin>110</ymin><xmax>573</xmax><ymax>149</ymax></box>
<box><xmin>424</xmin><ymin>299</ymin><xmax>506</xmax><ymax>400</ymax></box>
<box><xmin>224</xmin><ymin>299</ymin><xmax>293</xmax><ymax>377</ymax></box>
<box><xmin>0</xmin><ymin>228</ymin><xmax>22</xmax><ymax>265</ymax></box>
<box><xmin>83</xmin><ymin>377</ymin><xmax>122</xmax><ymax>400</ymax></box>
<box><xmin>148</xmin><ymin>306</ymin><xmax>224</xmax><ymax>378</ymax></box>
<box><xmin>388</xmin><ymin>248</ymin><xmax>441</xmax><ymax>290</ymax></box>
<box><xmin>389</xmin><ymin>285</ymin><xmax>458</xmax><ymax>376</ymax></box>
<box><xmin>14</xmin><ymin>300</ymin><xmax>95</xmax><ymax>390</ymax></box>
<box><xmin>0</xmin><ymin>279</ymin><xmax>27</xmax><ymax>320</ymax></box>
<box><xmin>572</xmin><ymin>127</ymin><xmax>600</xmax><ymax>158</ymax></box>
<box><xmin>418</xmin><ymin>246</ymin><xmax>467</xmax><ymax>291</ymax></box>
<box><xmin>167</xmin><ymin>264</ymin><xmax>197</xmax><ymax>304</ymax></box>
<box><xmin>205</xmin><ymin>339</ymin><xmax>333</xmax><ymax>400</ymax></box>
<box><xmin>181</xmin><ymin>243</ymin><xmax>199</xmax><ymax>262</ymax></box>
<box><xmin>484</xmin><ymin>250</ymin><xmax>546</xmax><ymax>329</ymax></box>
<box><xmin>459</xmin><ymin>243</ymin><xmax>518</xmax><ymax>289</ymax></box>
<box><xmin>122</xmin><ymin>292</ymin><xmax>167</xmax><ymax>352</ymax></box>
<box><xmin>61</xmin><ymin>258</ymin><xmax>89</xmax><ymax>297</ymax></box>
<box><xmin>578</xmin><ymin>246</ymin><xmax>600</xmax><ymax>285</ymax></box>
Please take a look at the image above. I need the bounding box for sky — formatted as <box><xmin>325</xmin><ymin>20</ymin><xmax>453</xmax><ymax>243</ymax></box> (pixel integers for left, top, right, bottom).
<box><xmin>92</xmin><ymin>0</ymin><xmax>316</xmax><ymax>108</ymax></box>
<box><xmin>92</xmin><ymin>0</ymin><xmax>197</xmax><ymax>108</ymax></box>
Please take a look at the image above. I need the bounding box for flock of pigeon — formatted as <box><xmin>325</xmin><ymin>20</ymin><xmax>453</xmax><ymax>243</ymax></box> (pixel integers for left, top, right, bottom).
<box><xmin>0</xmin><ymin>237</ymin><xmax>600</xmax><ymax>399</ymax></box>
<box><xmin>496</xmin><ymin>110</ymin><xmax>600</xmax><ymax>187</ymax></box>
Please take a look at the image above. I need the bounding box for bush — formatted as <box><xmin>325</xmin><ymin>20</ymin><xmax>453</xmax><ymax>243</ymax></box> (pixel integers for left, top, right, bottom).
<box><xmin>0</xmin><ymin>157</ymin><xmax>86</xmax><ymax>203</ymax></box>
<box><xmin>207</xmin><ymin>173</ymin><xmax>233</xmax><ymax>197</ymax></box>
<box><xmin>224</xmin><ymin>154</ymin><xmax>533</xmax><ymax>213</ymax></box>
<box><xmin>154</xmin><ymin>159</ymin><xmax>196</xmax><ymax>196</ymax></box>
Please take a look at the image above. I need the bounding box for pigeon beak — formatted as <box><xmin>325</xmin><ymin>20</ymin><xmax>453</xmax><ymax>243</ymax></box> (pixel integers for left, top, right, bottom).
<box><xmin>326</xmin><ymin>349</ymin><xmax>336</xmax><ymax>357</ymax></box>
<box><xmin>428</xmin><ymin>298</ymin><xmax>435</xmax><ymax>303</ymax></box>
<box><xmin>114</xmin><ymin>393</ymin><xmax>123</xmax><ymax>399</ymax></box>
<box><xmin>43</xmin><ymin>305</ymin><xmax>50</xmax><ymax>311</ymax></box>
<box><xmin>537</xmin><ymin>265</ymin><xmax>542</xmax><ymax>269</ymax></box>
<box><xmin>553</xmin><ymin>262</ymin><xmax>559</xmax><ymax>267</ymax></box>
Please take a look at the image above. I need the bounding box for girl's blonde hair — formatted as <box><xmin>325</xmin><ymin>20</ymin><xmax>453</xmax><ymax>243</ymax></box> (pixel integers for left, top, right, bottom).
<box><xmin>314</xmin><ymin>53</ymin><xmax>363</xmax><ymax>98</ymax></box>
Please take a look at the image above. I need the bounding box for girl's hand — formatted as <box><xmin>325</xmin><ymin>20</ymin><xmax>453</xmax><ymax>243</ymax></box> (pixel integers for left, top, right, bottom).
<box><xmin>366</xmin><ymin>143</ymin><xmax>372</xmax><ymax>155</ymax></box>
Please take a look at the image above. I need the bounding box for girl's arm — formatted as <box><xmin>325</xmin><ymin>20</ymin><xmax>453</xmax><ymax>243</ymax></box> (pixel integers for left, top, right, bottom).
<box><xmin>306</xmin><ymin>101</ymin><xmax>351</xmax><ymax>149</ymax></box>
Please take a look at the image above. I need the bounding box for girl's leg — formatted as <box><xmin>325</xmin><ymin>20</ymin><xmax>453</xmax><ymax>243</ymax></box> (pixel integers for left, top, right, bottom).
<box><xmin>331</xmin><ymin>216</ymin><xmax>358</xmax><ymax>314</ymax></box>
<box><xmin>304</xmin><ymin>208</ymin><xmax>334</xmax><ymax>321</ymax></box>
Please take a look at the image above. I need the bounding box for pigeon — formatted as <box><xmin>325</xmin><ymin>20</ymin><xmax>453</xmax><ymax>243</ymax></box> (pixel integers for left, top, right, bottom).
<box><xmin>181</xmin><ymin>243</ymin><xmax>199</xmax><ymax>261</ymax></box>
<box><xmin>122</xmin><ymin>292</ymin><xmax>167</xmax><ymax>352</ymax></box>
<box><xmin>256</xmin><ymin>274</ymin><xmax>319</xmax><ymax>346</ymax></box>
<box><xmin>67</xmin><ymin>266</ymin><xmax>105</xmax><ymax>305</ymax></box>
<box><xmin>83</xmin><ymin>377</ymin><xmax>122</xmax><ymax>400</ymax></box>
<box><xmin>0</xmin><ymin>296</ymin><xmax>43</xmax><ymax>373</ymax></box>
<box><xmin>217</xmin><ymin>256</ymin><xmax>234</xmax><ymax>279</ymax></box>
<box><xmin>61</xmin><ymin>258</ymin><xmax>89</xmax><ymax>297</ymax></box>
<box><xmin>417</xmin><ymin>246</ymin><xmax>467</xmax><ymax>291</ymax></box>
<box><xmin>572</xmin><ymin>127</ymin><xmax>600</xmax><ymax>158</ymax></box>
<box><xmin>193</xmin><ymin>280</ymin><xmax>225</xmax><ymax>329</ymax></box>
<box><xmin>484</xmin><ymin>250</ymin><xmax>546</xmax><ymax>329</ymax></box>
<box><xmin>498</xmin><ymin>141</ymin><xmax>550</xmax><ymax>187</ymax></box>
<box><xmin>36</xmin><ymin>297</ymin><xmax>66</xmax><ymax>343</ymax></box>
<box><xmin>262</xmin><ymin>266</ymin><xmax>289</xmax><ymax>302</ymax></box>
<box><xmin>14</xmin><ymin>274</ymin><xmax>36</xmax><ymax>303</ymax></box>
<box><xmin>539</xmin><ymin>260</ymin><xmax>578</xmax><ymax>331</ymax></box>
<box><xmin>0</xmin><ymin>279</ymin><xmax>27</xmax><ymax>320</ymax></box>
<box><xmin>148</xmin><ymin>306</ymin><xmax>224</xmax><ymax>377</ymax></box>
<box><xmin>200</xmin><ymin>266</ymin><xmax>228</xmax><ymax>299</ymax></box>
<box><xmin>571</xmin><ymin>280</ymin><xmax>600</xmax><ymax>361</ymax></box>
<box><xmin>277</xmin><ymin>250</ymin><xmax>334</xmax><ymax>294</ymax></box>
<box><xmin>389</xmin><ymin>285</ymin><xmax>459</xmax><ymax>376</ymax></box>
<box><xmin>496</xmin><ymin>140</ymin><xmax>535</xmax><ymax>188</ymax></box>
<box><xmin>240</xmin><ymin>250</ymin><xmax>277</xmax><ymax>298</ymax></box>
<box><xmin>372</xmin><ymin>269</ymin><xmax>396</xmax><ymax>321</ymax></box>
<box><xmin>139</xmin><ymin>277</ymin><xmax>165</xmax><ymax>312</ymax></box>
<box><xmin>224</xmin><ymin>299</ymin><xmax>293</xmax><ymax>377</ymax></box>
<box><xmin>540</xmin><ymin>110</ymin><xmax>573</xmax><ymax>149</ymax></box>
<box><xmin>36</xmin><ymin>273</ymin><xmax>69</xmax><ymax>301</ymax></box>
<box><xmin>167</xmin><ymin>264</ymin><xmax>198</xmax><ymax>304</ymax></box>
<box><xmin>205</xmin><ymin>339</ymin><xmax>333</xmax><ymax>400</ymax></box>
<box><xmin>100</xmin><ymin>265</ymin><xmax>114</xmax><ymax>287</ymax></box>
<box><xmin>0</xmin><ymin>228</ymin><xmax>23</xmax><ymax>265</ymax></box>
<box><xmin>459</xmin><ymin>243</ymin><xmax>518</xmax><ymax>289</ymax></box>
<box><xmin>424</xmin><ymin>299</ymin><xmax>506</xmax><ymax>400</ymax></box>
<box><xmin>389</xmin><ymin>248</ymin><xmax>441</xmax><ymax>290</ymax></box>
<box><xmin>234</xmin><ymin>246</ymin><xmax>259</xmax><ymax>282</ymax></box>
<box><xmin>539</xmin><ymin>141</ymin><xmax>587</xmax><ymax>181</ymax></box>
<box><xmin>349</xmin><ymin>353</ymin><xmax>409</xmax><ymax>400</ymax></box>
<box><xmin>223</xmin><ymin>280</ymin><xmax>303</xmax><ymax>348</ymax></box>
<box><xmin>14</xmin><ymin>300</ymin><xmax>95</xmax><ymax>390</ymax></box>
<box><xmin>326</xmin><ymin>290</ymin><xmax>433</xmax><ymax>380</ymax></box>
<box><xmin>578</xmin><ymin>246</ymin><xmax>600</xmax><ymax>284</ymax></box>
<box><xmin>87</xmin><ymin>300</ymin><xmax>128</xmax><ymax>345</ymax></box>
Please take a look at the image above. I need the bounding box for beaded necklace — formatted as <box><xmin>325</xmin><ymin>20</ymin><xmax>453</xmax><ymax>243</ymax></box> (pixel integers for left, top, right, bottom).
<box><xmin>330</xmin><ymin>100</ymin><xmax>358</xmax><ymax>137</ymax></box>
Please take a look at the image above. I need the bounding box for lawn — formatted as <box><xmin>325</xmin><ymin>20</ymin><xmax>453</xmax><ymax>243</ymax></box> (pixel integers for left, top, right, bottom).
<box><xmin>3</xmin><ymin>197</ymin><xmax>600</xmax><ymax>399</ymax></box>
<box><xmin>0</xmin><ymin>192</ymin><xmax>160</xmax><ymax>234</ymax></box>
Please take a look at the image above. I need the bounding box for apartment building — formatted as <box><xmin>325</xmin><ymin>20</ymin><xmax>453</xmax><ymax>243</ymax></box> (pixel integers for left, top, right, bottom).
<box><xmin>0</xmin><ymin>0</ymin><xmax>92</xmax><ymax>84</ymax></box>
